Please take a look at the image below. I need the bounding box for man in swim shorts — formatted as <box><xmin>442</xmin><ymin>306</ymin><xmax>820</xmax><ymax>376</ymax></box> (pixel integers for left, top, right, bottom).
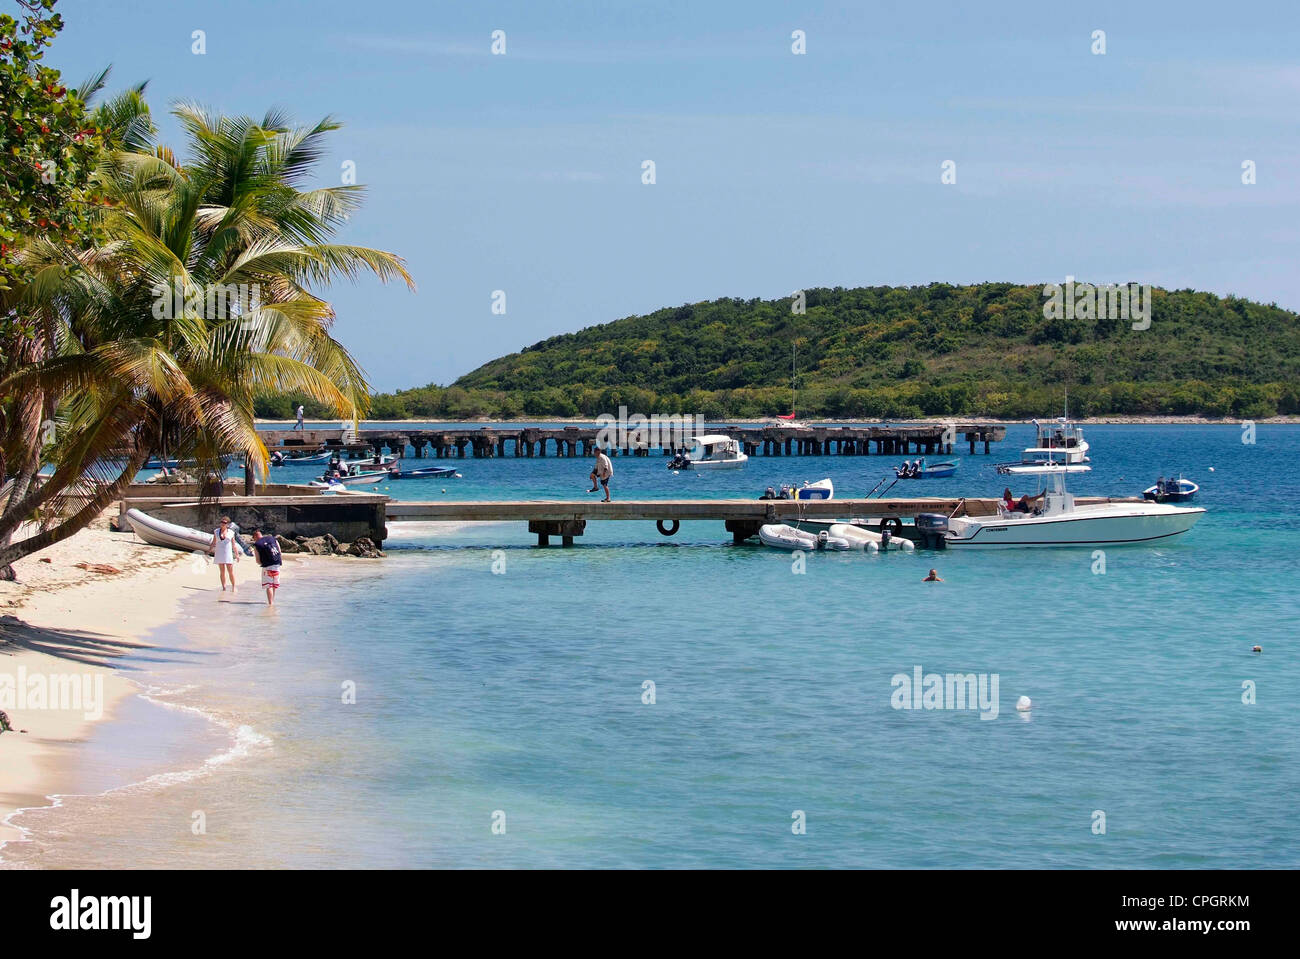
<box><xmin>250</xmin><ymin>527</ymin><xmax>283</xmax><ymax>607</ymax></box>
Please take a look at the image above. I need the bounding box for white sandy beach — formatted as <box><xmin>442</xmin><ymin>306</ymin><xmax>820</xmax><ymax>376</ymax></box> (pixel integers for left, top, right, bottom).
<box><xmin>0</xmin><ymin>516</ymin><xmax>197</xmax><ymax>847</ymax></box>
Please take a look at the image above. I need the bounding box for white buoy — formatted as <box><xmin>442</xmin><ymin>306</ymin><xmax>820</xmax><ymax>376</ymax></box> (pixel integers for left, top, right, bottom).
<box><xmin>1016</xmin><ymin>695</ymin><xmax>1032</xmax><ymax>712</ymax></box>
<box><xmin>1208</xmin><ymin>467</ymin><xmax>1215</xmax><ymax>472</ymax></box>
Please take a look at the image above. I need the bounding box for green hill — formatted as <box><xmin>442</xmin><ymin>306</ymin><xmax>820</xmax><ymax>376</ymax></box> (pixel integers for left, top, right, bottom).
<box><xmin>364</xmin><ymin>283</ymin><xmax>1300</xmax><ymax>419</ymax></box>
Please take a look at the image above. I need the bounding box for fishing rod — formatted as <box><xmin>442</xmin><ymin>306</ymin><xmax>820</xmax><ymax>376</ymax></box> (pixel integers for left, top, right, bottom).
<box><xmin>875</xmin><ymin>477</ymin><xmax>899</xmax><ymax>499</ymax></box>
<box><xmin>865</xmin><ymin>475</ymin><xmax>889</xmax><ymax>498</ymax></box>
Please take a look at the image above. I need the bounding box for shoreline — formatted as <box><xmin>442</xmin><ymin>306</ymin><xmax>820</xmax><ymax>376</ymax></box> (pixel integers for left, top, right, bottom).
<box><xmin>0</xmin><ymin>519</ymin><xmax>193</xmax><ymax>850</ymax></box>
<box><xmin>0</xmin><ymin>515</ymin><xmax>386</xmax><ymax>863</ymax></box>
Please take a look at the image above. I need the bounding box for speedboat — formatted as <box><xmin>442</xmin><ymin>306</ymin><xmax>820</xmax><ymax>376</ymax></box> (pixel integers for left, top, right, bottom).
<box><xmin>894</xmin><ymin>458</ymin><xmax>958</xmax><ymax>479</ymax></box>
<box><xmin>312</xmin><ymin>469</ymin><xmax>388</xmax><ymax>486</ymax></box>
<box><xmin>1143</xmin><ymin>475</ymin><xmax>1198</xmax><ymax>503</ymax></box>
<box><xmin>669</xmin><ymin>435</ymin><xmax>748</xmax><ymax>470</ymax></box>
<box><xmin>281</xmin><ymin>449</ymin><xmax>335</xmax><ymax>463</ymax></box>
<box><xmin>386</xmin><ymin>465</ymin><xmax>460</xmax><ymax>480</ymax></box>
<box><xmin>996</xmin><ymin>416</ymin><xmax>1090</xmax><ymax>471</ymax></box>
<box><xmin>943</xmin><ymin>463</ymin><xmax>1203</xmax><ymax>548</ymax></box>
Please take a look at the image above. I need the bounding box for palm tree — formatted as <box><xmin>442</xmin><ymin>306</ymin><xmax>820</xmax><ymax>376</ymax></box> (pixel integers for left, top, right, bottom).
<box><xmin>0</xmin><ymin>101</ymin><xmax>413</xmax><ymax>573</ymax></box>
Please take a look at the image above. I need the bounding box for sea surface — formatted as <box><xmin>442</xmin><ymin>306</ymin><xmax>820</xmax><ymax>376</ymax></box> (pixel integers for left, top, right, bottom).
<box><xmin>3</xmin><ymin>424</ymin><xmax>1298</xmax><ymax>868</ymax></box>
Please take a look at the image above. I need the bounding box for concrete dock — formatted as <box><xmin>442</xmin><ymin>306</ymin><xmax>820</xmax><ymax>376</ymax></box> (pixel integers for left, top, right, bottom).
<box><xmin>385</xmin><ymin>496</ymin><xmax>1136</xmax><ymax>546</ymax></box>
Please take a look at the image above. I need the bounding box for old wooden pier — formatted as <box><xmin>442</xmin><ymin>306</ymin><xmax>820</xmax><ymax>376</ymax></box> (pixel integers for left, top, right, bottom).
<box><xmin>261</xmin><ymin>423</ymin><xmax>1007</xmax><ymax>460</ymax></box>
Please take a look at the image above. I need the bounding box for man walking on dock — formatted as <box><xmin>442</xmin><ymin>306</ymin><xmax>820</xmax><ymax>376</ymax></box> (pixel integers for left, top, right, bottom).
<box><xmin>589</xmin><ymin>446</ymin><xmax>613</xmax><ymax>502</ymax></box>
<box><xmin>294</xmin><ymin>403</ymin><xmax>305</xmax><ymax>431</ymax></box>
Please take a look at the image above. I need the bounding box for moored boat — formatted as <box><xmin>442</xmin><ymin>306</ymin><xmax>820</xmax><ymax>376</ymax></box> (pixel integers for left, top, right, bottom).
<box><xmin>944</xmin><ymin>463</ymin><xmax>1203</xmax><ymax>548</ymax></box>
<box><xmin>996</xmin><ymin>415</ymin><xmax>1090</xmax><ymax>472</ymax></box>
<box><xmin>758</xmin><ymin>523</ymin><xmax>852</xmax><ymax>551</ymax></box>
<box><xmin>894</xmin><ymin>458</ymin><xmax>958</xmax><ymax>479</ymax></box>
<box><xmin>668</xmin><ymin>435</ymin><xmax>748</xmax><ymax>470</ymax></box>
<box><xmin>1143</xmin><ymin>475</ymin><xmax>1198</xmax><ymax>503</ymax></box>
<box><xmin>312</xmin><ymin>469</ymin><xmax>388</xmax><ymax>486</ymax></box>
<box><xmin>828</xmin><ymin>523</ymin><xmax>915</xmax><ymax>552</ymax></box>
<box><xmin>758</xmin><ymin>478</ymin><xmax>833</xmax><ymax>500</ymax></box>
<box><xmin>386</xmin><ymin>465</ymin><xmax>460</xmax><ymax>479</ymax></box>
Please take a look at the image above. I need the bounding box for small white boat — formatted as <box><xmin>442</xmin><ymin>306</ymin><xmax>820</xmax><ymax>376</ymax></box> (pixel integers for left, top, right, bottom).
<box><xmin>313</xmin><ymin>469</ymin><xmax>388</xmax><ymax>486</ymax></box>
<box><xmin>1143</xmin><ymin>475</ymin><xmax>1198</xmax><ymax>503</ymax></box>
<box><xmin>124</xmin><ymin>508</ymin><xmax>215</xmax><ymax>552</ymax></box>
<box><xmin>828</xmin><ymin>523</ymin><xmax>915</xmax><ymax>552</ymax></box>
<box><xmin>670</xmin><ymin>434</ymin><xmax>748</xmax><ymax>470</ymax></box>
<box><xmin>797</xmin><ymin>478</ymin><xmax>833</xmax><ymax>499</ymax></box>
<box><xmin>758</xmin><ymin>524</ymin><xmax>852</xmax><ymax>551</ymax></box>
<box><xmin>310</xmin><ymin>471</ymin><xmax>386</xmax><ymax>489</ymax></box>
<box><xmin>759</xmin><ymin>478</ymin><xmax>834</xmax><ymax>500</ymax></box>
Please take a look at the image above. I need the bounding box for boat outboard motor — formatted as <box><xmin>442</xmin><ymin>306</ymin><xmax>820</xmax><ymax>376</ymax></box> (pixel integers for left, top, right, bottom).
<box><xmin>916</xmin><ymin>513</ymin><xmax>949</xmax><ymax>550</ymax></box>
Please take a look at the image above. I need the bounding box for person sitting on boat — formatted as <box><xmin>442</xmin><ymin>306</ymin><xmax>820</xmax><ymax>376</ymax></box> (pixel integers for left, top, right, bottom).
<box><xmin>270</xmin><ymin>450</ymin><xmax>284</xmax><ymax>467</ymax></box>
<box><xmin>1003</xmin><ymin>487</ymin><xmax>1033</xmax><ymax>513</ymax></box>
<box><xmin>388</xmin><ymin>460</ymin><xmax>401</xmax><ymax>477</ymax></box>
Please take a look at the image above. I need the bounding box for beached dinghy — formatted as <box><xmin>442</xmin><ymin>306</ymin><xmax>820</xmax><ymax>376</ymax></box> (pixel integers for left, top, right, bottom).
<box><xmin>124</xmin><ymin>508</ymin><xmax>214</xmax><ymax>552</ymax></box>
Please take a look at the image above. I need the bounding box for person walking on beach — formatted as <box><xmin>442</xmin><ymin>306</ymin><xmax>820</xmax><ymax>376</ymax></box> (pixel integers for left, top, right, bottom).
<box><xmin>250</xmin><ymin>527</ymin><xmax>282</xmax><ymax>607</ymax></box>
<box><xmin>588</xmin><ymin>446</ymin><xmax>613</xmax><ymax>502</ymax></box>
<box><xmin>294</xmin><ymin>403</ymin><xmax>305</xmax><ymax>431</ymax></box>
<box><xmin>209</xmin><ymin>516</ymin><xmax>240</xmax><ymax>595</ymax></box>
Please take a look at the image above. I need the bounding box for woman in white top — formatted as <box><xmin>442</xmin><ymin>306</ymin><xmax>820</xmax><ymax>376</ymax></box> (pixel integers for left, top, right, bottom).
<box><xmin>209</xmin><ymin>515</ymin><xmax>240</xmax><ymax>594</ymax></box>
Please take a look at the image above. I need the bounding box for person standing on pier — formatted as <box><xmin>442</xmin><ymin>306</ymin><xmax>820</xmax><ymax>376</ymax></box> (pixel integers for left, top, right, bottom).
<box><xmin>588</xmin><ymin>446</ymin><xmax>614</xmax><ymax>502</ymax></box>
<box><xmin>294</xmin><ymin>404</ymin><xmax>305</xmax><ymax>431</ymax></box>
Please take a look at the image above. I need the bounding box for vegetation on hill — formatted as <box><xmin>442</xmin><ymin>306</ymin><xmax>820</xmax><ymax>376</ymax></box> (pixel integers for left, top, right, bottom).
<box><xmin>358</xmin><ymin>284</ymin><xmax>1300</xmax><ymax>420</ymax></box>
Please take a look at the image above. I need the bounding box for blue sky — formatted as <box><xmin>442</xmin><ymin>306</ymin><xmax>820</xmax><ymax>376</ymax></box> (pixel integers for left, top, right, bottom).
<box><xmin>51</xmin><ymin>0</ymin><xmax>1300</xmax><ymax>390</ymax></box>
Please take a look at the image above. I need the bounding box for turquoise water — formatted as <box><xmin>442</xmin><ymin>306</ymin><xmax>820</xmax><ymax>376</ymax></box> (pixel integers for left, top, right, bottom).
<box><xmin>6</xmin><ymin>424</ymin><xmax>1298</xmax><ymax>868</ymax></box>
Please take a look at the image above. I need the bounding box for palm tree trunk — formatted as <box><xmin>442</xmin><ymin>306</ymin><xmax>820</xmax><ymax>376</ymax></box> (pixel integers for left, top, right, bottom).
<box><xmin>0</xmin><ymin>446</ymin><xmax>148</xmax><ymax>578</ymax></box>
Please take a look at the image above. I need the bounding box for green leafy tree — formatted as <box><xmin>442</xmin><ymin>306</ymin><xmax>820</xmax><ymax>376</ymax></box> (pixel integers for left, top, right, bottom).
<box><xmin>0</xmin><ymin>101</ymin><xmax>413</xmax><ymax>574</ymax></box>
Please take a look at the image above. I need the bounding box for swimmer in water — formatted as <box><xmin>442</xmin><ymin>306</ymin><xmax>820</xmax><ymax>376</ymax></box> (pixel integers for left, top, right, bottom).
<box><xmin>923</xmin><ymin>569</ymin><xmax>943</xmax><ymax>582</ymax></box>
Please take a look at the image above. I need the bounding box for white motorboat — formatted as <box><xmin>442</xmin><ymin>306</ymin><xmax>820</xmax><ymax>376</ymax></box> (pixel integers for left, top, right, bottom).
<box><xmin>943</xmin><ymin>463</ymin><xmax>1204</xmax><ymax>548</ymax></box>
<box><xmin>670</xmin><ymin>434</ymin><xmax>748</xmax><ymax>470</ymax></box>
<box><xmin>310</xmin><ymin>470</ymin><xmax>387</xmax><ymax>488</ymax></box>
<box><xmin>997</xmin><ymin>416</ymin><xmax>1090</xmax><ymax>471</ymax></box>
